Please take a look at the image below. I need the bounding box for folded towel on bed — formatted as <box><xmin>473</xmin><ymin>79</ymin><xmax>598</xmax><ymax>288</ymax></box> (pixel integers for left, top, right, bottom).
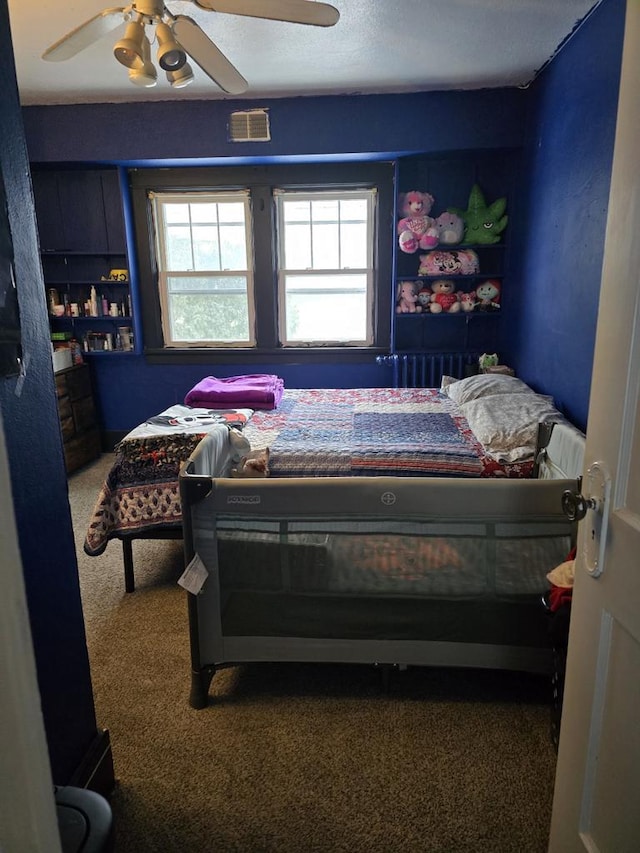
<box><xmin>184</xmin><ymin>374</ymin><xmax>285</xmax><ymax>410</ymax></box>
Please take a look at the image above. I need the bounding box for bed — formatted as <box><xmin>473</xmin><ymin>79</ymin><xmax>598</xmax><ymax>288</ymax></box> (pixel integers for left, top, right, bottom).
<box><xmin>84</xmin><ymin>374</ymin><xmax>583</xmax><ymax>592</ymax></box>
<box><xmin>176</xmin><ymin>375</ymin><xmax>586</xmax><ymax>708</ymax></box>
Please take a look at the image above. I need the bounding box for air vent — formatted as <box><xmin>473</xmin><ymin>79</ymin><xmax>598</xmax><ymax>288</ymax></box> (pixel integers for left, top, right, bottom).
<box><xmin>229</xmin><ymin>109</ymin><xmax>271</xmax><ymax>142</ymax></box>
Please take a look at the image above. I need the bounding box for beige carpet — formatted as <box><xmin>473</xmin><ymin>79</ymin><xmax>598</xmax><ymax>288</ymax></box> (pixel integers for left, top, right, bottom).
<box><xmin>70</xmin><ymin>454</ymin><xmax>557</xmax><ymax>853</ymax></box>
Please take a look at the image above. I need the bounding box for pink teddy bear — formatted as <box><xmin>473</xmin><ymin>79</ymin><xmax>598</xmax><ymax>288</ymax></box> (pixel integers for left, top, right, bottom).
<box><xmin>397</xmin><ymin>191</ymin><xmax>439</xmax><ymax>254</ymax></box>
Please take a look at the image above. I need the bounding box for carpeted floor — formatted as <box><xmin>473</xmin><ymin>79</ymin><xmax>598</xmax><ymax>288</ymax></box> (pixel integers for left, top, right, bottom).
<box><xmin>70</xmin><ymin>454</ymin><xmax>558</xmax><ymax>853</ymax></box>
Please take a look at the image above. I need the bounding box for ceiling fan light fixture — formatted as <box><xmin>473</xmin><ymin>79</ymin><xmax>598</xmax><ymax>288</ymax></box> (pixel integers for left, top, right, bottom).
<box><xmin>127</xmin><ymin>35</ymin><xmax>157</xmax><ymax>87</ymax></box>
<box><xmin>156</xmin><ymin>22</ymin><xmax>187</xmax><ymax>71</ymax></box>
<box><xmin>167</xmin><ymin>62</ymin><xmax>194</xmax><ymax>88</ymax></box>
<box><xmin>113</xmin><ymin>19</ymin><xmax>146</xmax><ymax>70</ymax></box>
<box><xmin>128</xmin><ymin>65</ymin><xmax>158</xmax><ymax>87</ymax></box>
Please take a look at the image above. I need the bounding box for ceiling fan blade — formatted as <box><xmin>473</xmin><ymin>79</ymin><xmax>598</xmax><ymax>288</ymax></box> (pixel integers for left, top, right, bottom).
<box><xmin>42</xmin><ymin>8</ymin><xmax>126</xmax><ymax>62</ymax></box>
<box><xmin>172</xmin><ymin>16</ymin><xmax>248</xmax><ymax>95</ymax></box>
<box><xmin>193</xmin><ymin>0</ymin><xmax>340</xmax><ymax>27</ymax></box>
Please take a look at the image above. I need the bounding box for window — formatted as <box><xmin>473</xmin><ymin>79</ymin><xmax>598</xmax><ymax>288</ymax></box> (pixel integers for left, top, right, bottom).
<box><xmin>275</xmin><ymin>190</ymin><xmax>375</xmax><ymax>346</ymax></box>
<box><xmin>151</xmin><ymin>191</ymin><xmax>254</xmax><ymax>346</ymax></box>
<box><xmin>130</xmin><ymin>163</ymin><xmax>393</xmax><ymax>362</ymax></box>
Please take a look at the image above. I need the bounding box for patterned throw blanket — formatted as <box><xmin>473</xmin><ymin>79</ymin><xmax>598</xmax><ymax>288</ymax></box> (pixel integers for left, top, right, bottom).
<box><xmin>84</xmin><ymin>405</ymin><xmax>252</xmax><ymax>557</ymax></box>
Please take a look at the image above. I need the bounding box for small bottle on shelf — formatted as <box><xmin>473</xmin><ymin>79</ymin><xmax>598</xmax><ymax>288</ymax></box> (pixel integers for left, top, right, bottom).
<box><xmin>101</xmin><ymin>294</ymin><xmax>108</xmax><ymax>316</ymax></box>
<box><xmin>90</xmin><ymin>286</ymin><xmax>99</xmax><ymax>317</ymax></box>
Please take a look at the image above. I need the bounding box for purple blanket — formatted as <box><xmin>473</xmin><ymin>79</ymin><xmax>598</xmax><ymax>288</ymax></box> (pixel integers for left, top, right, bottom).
<box><xmin>184</xmin><ymin>374</ymin><xmax>284</xmax><ymax>410</ymax></box>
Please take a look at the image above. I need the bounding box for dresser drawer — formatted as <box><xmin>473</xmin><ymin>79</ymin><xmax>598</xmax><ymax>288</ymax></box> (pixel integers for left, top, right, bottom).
<box><xmin>60</xmin><ymin>415</ymin><xmax>76</xmax><ymax>442</ymax></box>
<box><xmin>65</xmin><ymin>364</ymin><xmax>93</xmax><ymax>401</ymax></box>
<box><xmin>57</xmin><ymin>395</ymin><xmax>72</xmax><ymax>422</ymax></box>
<box><xmin>72</xmin><ymin>395</ymin><xmax>97</xmax><ymax>432</ymax></box>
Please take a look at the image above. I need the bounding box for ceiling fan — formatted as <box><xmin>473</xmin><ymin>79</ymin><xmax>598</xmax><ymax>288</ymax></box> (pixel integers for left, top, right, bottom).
<box><xmin>42</xmin><ymin>0</ymin><xmax>340</xmax><ymax>94</ymax></box>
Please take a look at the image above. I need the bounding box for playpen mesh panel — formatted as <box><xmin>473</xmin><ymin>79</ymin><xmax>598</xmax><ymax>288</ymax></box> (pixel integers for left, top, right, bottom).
<box><xmin>212</xmin><ymin>516</ymin><xmax>570</xmax><ymax>601</ymax></box>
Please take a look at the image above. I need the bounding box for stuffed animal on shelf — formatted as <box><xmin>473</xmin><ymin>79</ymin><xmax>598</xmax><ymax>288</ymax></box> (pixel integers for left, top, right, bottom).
<box><xmin>416</xmin><ymin>285</ymin><xmax>432</xmax><ymax>311</ymax></box>
<box><xmin>435</xmin><ymin>211</ymin><xmax>464</xmax><ymax>245</ymax></box>
<box><xmin>418</xmin><ymin>248</ymin><xmax>479</xmax><ymax>276</ymax></box>
<box><xmin>448</xmin><ymin>184</ymin><xmax>508</xmax><ymax>245</ymax></box>
<box><xmin>429</xmin><ymin>279</ymin><xmax>461</xmax><ymax>313</ymax></box>
<box><xmin>476</xmin><ymin>279</ymin><xmax>501</xmax><ymax>310</ymax></box>
<box><xmin>459</xmin><ymin>290</ymin><xmax>477</xmax><ymax>312</ymax></box>
<box><xmin>397</xmin><ymin>190</ymin><xmax>439</xmax><ymax>254</ymax></box>
<box><xmin>396</xmin><ymin>280</ymin><xmax>421</xmax><ymax>313</ymax></box>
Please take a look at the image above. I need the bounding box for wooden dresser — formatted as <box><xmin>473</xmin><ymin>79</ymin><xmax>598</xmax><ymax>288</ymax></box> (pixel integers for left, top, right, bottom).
<box><xmin>55</xmin><ymin>364</ymin><xmax>101</xmax><ymax>474</ymax></box>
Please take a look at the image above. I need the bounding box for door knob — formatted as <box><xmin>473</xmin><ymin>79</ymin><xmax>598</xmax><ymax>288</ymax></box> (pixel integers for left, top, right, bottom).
<box><xmin>561</xmin><ymin>489</ymin><xmax>601</xmax><ymax>522</ymax></box>
<box><xmin>562</xmin><ymin>462</ymin><xmax>611</xmax><ymax>578</ymax></box>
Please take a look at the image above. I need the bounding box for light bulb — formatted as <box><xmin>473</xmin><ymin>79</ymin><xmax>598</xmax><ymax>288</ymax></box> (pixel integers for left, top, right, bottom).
<box><xmin>156</xmin><ymin>22</ymin><xmax>186</xmax><ymax>72</ymax></box>
<box><xmin>167</xmin><ymin>62</ymin><xmax>194</xmax><ymax>88</ymax></box>
<box><xmin>113</xmin><ymin>20</ymin><xmax>146</xmax><ymax>70</ymax></box>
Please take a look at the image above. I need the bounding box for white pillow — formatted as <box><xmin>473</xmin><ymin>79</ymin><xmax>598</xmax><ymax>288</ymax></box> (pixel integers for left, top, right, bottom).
<box><xmin>445</xmin><ymin>373</ymin><xmax>535</xmax><ymax>405</ymax></box>
<box><xmin>459</xmin><ymin>392</ymin><xmax>562</xmax><ymax>463</ymax></box>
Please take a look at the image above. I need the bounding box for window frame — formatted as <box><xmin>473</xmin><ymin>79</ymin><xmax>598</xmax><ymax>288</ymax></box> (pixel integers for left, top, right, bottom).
<box><xmin>274</xmin><ymin>188</ymin><xmax>377</xmax><ymax>347</ymax></box>
<box><xmin>151</xmin><ymin>189</ymin><xmax>256</xmax><ymax>347</ymax></box>
<box><xmin>129</xmin><ymin>162</ymin><xmax>394</xmax><ymax>364</ymax></box>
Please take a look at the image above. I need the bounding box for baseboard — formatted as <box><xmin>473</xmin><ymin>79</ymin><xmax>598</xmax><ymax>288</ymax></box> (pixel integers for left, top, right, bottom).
<box><xmin>68</xmin><ymin>728</ymin><xmax>115</xmax><ymax>798</ymax></box>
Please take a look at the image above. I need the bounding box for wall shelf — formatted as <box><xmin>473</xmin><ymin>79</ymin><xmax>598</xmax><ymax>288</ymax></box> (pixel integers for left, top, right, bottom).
<box><xmin>393</xmin><ymin>151</ymin><xmax>515</xmax><ymax>360</ymax></box>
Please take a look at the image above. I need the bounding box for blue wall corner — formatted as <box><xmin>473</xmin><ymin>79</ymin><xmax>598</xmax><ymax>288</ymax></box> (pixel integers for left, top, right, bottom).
<box><xmin>502</xmin><ymin>0</ymin><xmax>625</xmax><ymax>431</ymax></box>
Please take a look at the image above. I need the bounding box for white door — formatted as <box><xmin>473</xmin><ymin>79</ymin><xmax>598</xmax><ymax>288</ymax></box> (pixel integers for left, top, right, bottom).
<box><xmin>548</xmin><ymin>2</ymin><xmax>640</xmax><ymax>850</ymax></box>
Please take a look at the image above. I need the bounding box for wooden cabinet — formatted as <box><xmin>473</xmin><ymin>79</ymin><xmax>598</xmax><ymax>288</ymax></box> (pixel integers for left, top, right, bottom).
<box><xmin>55</xmin><ymin>364</ymin><xmax>101</xmax><ymax>473</ymax></box>
<box><xmin>393</xmin><ymin>151</ymin><xmax>517</xmax><ymax>358</ymax></box>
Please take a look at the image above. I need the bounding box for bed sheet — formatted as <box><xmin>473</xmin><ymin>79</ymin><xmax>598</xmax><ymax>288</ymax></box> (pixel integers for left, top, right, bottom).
<box><xmin>84</xmin><ymin>389</ymin><xmax>532</xmax><ymax>559</ymax></box>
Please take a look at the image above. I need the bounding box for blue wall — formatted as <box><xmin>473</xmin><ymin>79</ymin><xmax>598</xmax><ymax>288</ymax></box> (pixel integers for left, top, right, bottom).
<box><xmin>502</xmin><ymin>0</ymin><xmax>625</xmax><ymax>431</ymax></box>
<box><xmin>21</xmin><ymin>0</ymin><xmax>626</xmax><ymax>436</ymax></box>
<box><xmin>1</xmin><ymin>0</ymin><xmax>99</xmax><ymax>783</ymax></box>
<box><xmin>24</xmin><ymin>89</ymin><xmax>527</xmax><ymax>434</ymax></box>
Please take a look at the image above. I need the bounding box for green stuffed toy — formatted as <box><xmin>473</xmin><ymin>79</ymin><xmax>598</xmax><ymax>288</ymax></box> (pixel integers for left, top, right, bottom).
<box><xmin>479</xmin><ymin>352</ymin><xmax>499</xmax><ymax>370</ymax></box>
<box><xmin>449</xmin><ymin>184</ymin><xmax>508</xmax><ymax>245</ymax></box>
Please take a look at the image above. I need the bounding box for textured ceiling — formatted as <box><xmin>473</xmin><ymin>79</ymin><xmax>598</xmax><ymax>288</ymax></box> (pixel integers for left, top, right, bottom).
<box><xmin>8</xmin><ymin>0</ymin><xmax>601</xmax><ymax>106</ymax></box>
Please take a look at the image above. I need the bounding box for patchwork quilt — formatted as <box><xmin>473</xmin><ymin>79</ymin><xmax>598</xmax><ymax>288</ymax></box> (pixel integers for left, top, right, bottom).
<box><xmin>242</xmin><ymin>388</ymin><xmax>532</xmax><ymax>478</ymax></box>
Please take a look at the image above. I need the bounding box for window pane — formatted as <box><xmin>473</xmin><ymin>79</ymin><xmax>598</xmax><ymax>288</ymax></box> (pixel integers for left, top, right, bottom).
<box><xmin>283</xmin><ymin>199</ymin><xmax>310</xmax><ymax>223</ymax></box>
<box><xmin>164</xmin><ymin>203</ymin><xmax>190</xmax><ymax>224</ymax></box>
<box><xmin>311</xmin><ymin>199</ymin><xmax>339</xmax><ymax>222</ymax></box>
<box><xmin>166</xmin><ymin>225</ymin><xmax>193</xmax><ymax>270</ymax></box>
<box><xmin>313</xmin><ymin>223</ymin><xmax>339</xmax><ymax>269</ymax></box>
<box><xmin>340</xmin><ymin>199</ymin><xmax>368</xmax><ymax>220</ymax></box>
<box><xmin>219</xmin><ymin>224</ymin><xmax>247</xmax><ymax>270</ymax></box>
<box><xmin>218</xmin><ymin>202</ymin><xmax>246</xmax><ymax>224</ymax></box>
<box><xmin>284</xmin><ymin>223</ymin><xmax>311</xmax><ymax>269</ymax></box>
<box><xmin>340</xmin><ymin>222</ymin><xmax>367</xmax><ymax>268</ymax></box>
<box><xmin>283</xmin><ymin>274</ymin><xmax>367</xmax><ymax>342</ymax></box>
<box><xmin>190</xmin><ymin>203</ymin><xmax>218</xmax><ymax>224</ymax></box>
<box><xmin>192</xmin><ymin>225</ymin><xmax>220</xmax><ymax>270</ymax></box>
<box><xmin>167</xmin><ymin>291</ymin><xmax>250</xmax><ymax>342</ymax></box>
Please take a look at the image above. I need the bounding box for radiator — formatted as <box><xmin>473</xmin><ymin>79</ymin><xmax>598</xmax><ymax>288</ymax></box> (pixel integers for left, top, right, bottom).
<box><xmin>377</xmin><ymin>352</ymin><xmax>479</xmax><ymax>389</ymax></box>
